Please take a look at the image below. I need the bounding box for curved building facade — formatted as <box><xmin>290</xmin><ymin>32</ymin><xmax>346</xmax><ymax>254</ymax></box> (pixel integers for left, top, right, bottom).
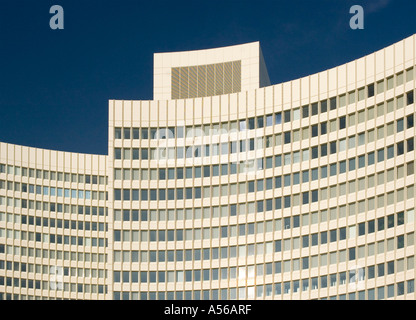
<box><xmin>1</xmin><ymin>35</ymin><xmax>415</xmax><ymax>300</ymax></box>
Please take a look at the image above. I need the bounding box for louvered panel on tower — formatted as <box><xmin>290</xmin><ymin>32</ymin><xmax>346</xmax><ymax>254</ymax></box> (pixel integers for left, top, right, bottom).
<box><xmin>232</xmin><ymin>60</ymin><xmax>241</xmax><ymax>93</ymax></box>
<box><xmin>188</xmin><ymin>66</ymin><xmax>198</xmax><ymax>98</ymax></box>
<box><xmin>171</xmin><ymin>67</ymin><xmax>180</xmax><ymax>100</ymax></box>
<box><xmin>179</xmin><ymin>66</ymin><xmax>189</xmax><ymax>99</ymax></box>
<box><xmin>215</xmin><ymin>63</ymin><xmax>224</xmax><ymax>96</ymax></box>
<box><xmin>206</xmin><ymin>63</ymin><xmax>215</xmax><ymax>97</ymax></box>
<box><xmin>197</xmin><ymin>65</ymin><xmax>206</xmax><ymax>98</ymax></box>
<box><xmin>223</xmin><ymin>61</ymin><xmax>233</xmax><ymax>94</ymax></box>
<box><xmin>171</xmin><ymin>60</ymin><xmax>242</xmax><ymax>99</ymax></box>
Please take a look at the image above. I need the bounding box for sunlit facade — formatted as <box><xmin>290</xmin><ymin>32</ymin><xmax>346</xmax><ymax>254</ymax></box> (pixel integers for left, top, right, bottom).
<box><xmin>1</xmin><ymin>35</ymin><xmax>415</xmax><ymax>300</ymax></box>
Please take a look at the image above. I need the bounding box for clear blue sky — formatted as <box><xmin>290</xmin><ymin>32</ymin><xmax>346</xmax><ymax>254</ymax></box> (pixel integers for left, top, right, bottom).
<box><xmin>0</xmin><ymin>0</ymin><xmax>415</xmax><ymax>155</ymax></box>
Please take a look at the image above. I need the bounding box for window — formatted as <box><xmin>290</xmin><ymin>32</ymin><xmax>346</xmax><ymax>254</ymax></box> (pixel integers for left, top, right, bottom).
<box><xmin>408</xmin><ymin>138</ymin><xmax>414</xmax><ymax>152</ymax></box>
<box><xmin>123</xmin><ymin>128</ymin><xmax>130</xmax><ymax>139</ymax></box>
<box><xmin>348</xmin><ymin>113</ymin><xmax>356</xmax><ymax>127</ymax></box>
<box><xmin>330</xmin><ymin>142</ymin><xmax>336</xmax><ymax>154</ymax></box>
<box><xmin>387</xmin><ymin>145</ymin><xmax>394</xmax><ymax>159</ymax></box>
<box><xmin>114</xmin><ymin>189</ymin><xmax>121</xmax><ymax>201</ymax></box>
<box><xmin>330</xmin><ymin>164</ymin><xmax>337</xmax><ymax>176</ymax></box>
<box><xmin>141</xmin><ymin>148</ymin><xmax>148</xmax><ymax>160</ymax></box>
<box><xmin>293</xmin><ymin>109</ymin><xmax>300</xmax><ymax>121</ymax></box>
<box><xmin>321</xmin><ymin>144</ymin><xmax>327</xmax><ymax>157</ymax></box>
<box><xmin>266</xmin><ymin>114</ymin><xmax>273</xmax><ymax>126</ymax></box>
<box><xmin>368</xmin><ymin>83</ymin><xmax>374</xmax><ymax>97</ymax></box>
<box><xmin>408</xmin><ymin>280</ymin><xmax>415</xmax><ymax>294</ymax></box>
<box><xmin>114</xmin><ymin>128</ymin><xmax>121</xmax><ymax>139</ymax></box>
<box><xmin>312</xmin><ymin>190</ymin><xmax>318</xmax><ymax>202</ymax></box>
<box><xmin>284</xmin><ymin>132</ymin><xmax>291</xmax><ymax>144</ymax></box>
<box><xmin>358</xmin><ymin>133</ymin><xmax>365</xmax><ymax>145</ymax></box>
<box><xmin>386</xmin><ymin>76</ymin><xmax>394</xmax><ymax>90</ymax></box>
<box><xmin>330</xmin><ymin>230</ymin><xmax>337</xmax><ymax>242</ymax></box>
<box><xmin>140</xmin><ymin>128</ymin><xmax>148</xmax><ymax>139</ymax></box>
<box><xmin>257</xmin><ymin>116</ymin><xmax>264</xmax><ymax>128</ymax></box>
<box><xmin>321</xmin><ymin>100</ymin><xmax>327</xmax><ymax>113</ymax></box>
<box><xmin>377</xmin><ymin>80</ymin><xmax>384</xmax><ymax>94</ymax></box>
<box><xmin>311</xmin><ymin>125</ymin><xmax>318</xmax><ymax>137</ymax></box>
<box><xmin>349</xmin><ymin>247</ymin><xmax>355</xmax><ymax>260</ymax></box>
<box><xmin>368</xmin><ymin>152</ymin><xmax>375</xmax><ymax>166</ymax></box>
<box><xmin>339</xmin><ymin>116</ymin><xmax>346</xmax><ymax>129</ymax></box>
<box><xmin>302</xmin><ymin>170</ymin><xmax>309</xmax><ymax>183</ymax></box>
<box><xmin>321</xmin><ymin>166</ymin><xmax>327</xmax><ymax>178</ymax></box>
<box><xmin>397</xmin><ymin>119</ymin><xmax>404</xmax><ymax>132</ymax></box>
<box><xmin>239</xmin><ymin>120</ymin><xmax>247</xmax><ymax>131</ymax></box>
<box><xmin>330</xmin><ymin>97</ymin><xmax>337</xmax><ymax>110</ymax></box>
<box><xmin>339</xmin><ymin>139</ymin><xmax>346</xmax><ymax>152</ymax></box>
<box><xmin>397</xmin><ymin>142</ymin><xmax>404</xmax><ymax>155</ymax></box>
<box><xmin>407</xmin><ymin>90</ymin><xmax>414</xmax><ymax>105</ymax></box>
<box><xmin>284</xmin><ymin>111</ymin><xmax>291</xmax><ymax>123</ymax></box>
<box><xmin>321</xmin><ymin>122</ymin><xmax>327</xmax><ymax>135</ymax></box>
<box><xmin>133</xmin><ymin>128</ymin><xmax>140</xmax><ymax>139</ymax></box>
<box><xmin>408</xmin><ymin>114</ymin><xmax>414</xmax><ymax>128</ymax></box>
<box><xmin>406</xmin><ymin>68</ymin><xmax>414</xmax><ymax>82</ymax></box>
<box><xmin>339</xmin><ymin>161</ymin><xmax>346</xmax><ymax>174</ymax></box>
<box><xmin>377</xmin><ymin>148</ymin><xmax>384</xmax><ymax>162</ymax></box>
<box><xmin>302</xmin><ymin>192</ymin><xmax>309</xmax><ymax>205</ymax></box>
<box><xmin>275</xmin><ymin>112</ymin><xmax>282</xmax><ymax>124</ymax></box>
<box><xmin>347</xmin><ymin>91</ymin><xmax>355</xmax><ymax>105</ymax></box>
<box><xmin>397</xmin><ymin>72</ymin><xmax>404</xmax><ymax>86</ymax></box>
<box><xmin>407</xmin><ymin>162</ymin><xmax>414</xmax><ymax>175</ymax></box>
<box><xmin>358</xmin><ymin>87</ymin><xmax>365</xmax><ymax>100</ymax></box>
<box><xmin>302</xmin><ymin>106</ymin><xmax>309</xmax><ymax>118</ymax></box>
<box><xmin>311</xmin><ymin>147</ymin><xmax>318</xmax><ymax>159</ymax></box>
<box><xmin>114</xmin><ymin>148</ymin><xmax>121</xmax><ymax>160</ymax></box>
<box><xmin>387</xmin><ymin>261</ymin><xmax>394</xmax><ymax>274</ymax></box>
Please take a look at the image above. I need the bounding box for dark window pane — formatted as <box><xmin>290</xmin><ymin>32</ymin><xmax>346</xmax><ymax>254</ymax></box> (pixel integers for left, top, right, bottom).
<box><xmin>123</xmin><ymin>128</ymin><xmax>130</xmax><ymax>139</ymax></box>
<box><xmin>387</xmin><ymin>146</ymin><xmax>394</xmax><ymax>159</ymax></box>
<box><xmin>312</xmin><ymin>125</ymin><xmax>318</xmax><ymax>137</ymax></box>
<box><xmin>407</xmin><ymin>90</ymin><xmax>414</xmax><ymax>105</ymax></box>
<box><xmin>358</xmin><ymin>155</ymin><xmax>365</xmax><ymax>168</ymax></box>
<box><xmin>311</xmin><ymin>103</ymin><xmax>318</xmax><ymax>115</ymax></box>
<box><xmin>339</xmin><ymin>116</ymin><xmax>346</xmax><ymax>129</ymax></box>
<box><xmin>358</xmin><ymin>223</ymin><xmax>365</xmax><ymax>236</ymax></box>
<box><xmin>378</xmin><ymin>217</ymin><xmax>384</xmax><ymax>231</ymax></box>
<box><xmin>321</xmin><ymin>122</ymin><xmax>327</xmax><ymax>135</ymax></box>
<box><xmin>387</xmin><ymin>214</ymin><xmax>395</xmax><ymax>228</ymax></box>
<box><xmin>133</xmin><ymin>128</ymin><xmax>140</xmax><ymax>139</ymax></box>
<box><xmin>302</xmin><ymin>106</ymin><xmax>309</xmax><ymax>118</ymax></box>
<box><xmin>330</xmin><ymin>97</ymin><xmax>337</xmax><ymax>110</ymax></box>
<box><xmin>377</xmin><ymin>149</ymin><xmax>384</xmax><ymax>162</ymax></box>
<box><xmin>320</xmin><ymin>100</ymin><xmax>327</xmax><ymax>113</ymax></box>
<box><xmin>257</xmin><ymin>116</ymin><xmax>264</xmax><ymax>128</ymax></box>
<box><xmin>407</xmin><ymin>114</ymin><xmax>414</xmax><ymax>128</ymax></box>
<box><xmin>368</xmin><ymin>220</ymin><xmax>375</xmax><ymax>233</ymax></box>
<box><xmin>321</xmin><ymin>144</ymin><xmax>327</xmax><ymax>157</ymax></box>
<box><xmin>397</xmin><ymin>211</ymin><xmax>404</xmax><ymax>225</ymax></box>
<box><xmin>330</xmin><ymin>142</ymin><xmax>336</xmax><ymax>154</ymax></box>
<box><xmin>408</xmin><ymin>138</ymin><xmax>414</xmax><ymax>152</ymax></box>
<box><xmin>368</xmin><ymin>84</ymin><xmax>374</xmax><ymax>98</ymax></box>
<box><xmin>284</xmin><ymin>132</ymin><xmax>291</xmax><ymax>144</ymax></box>
<box><xmin>397</xmin><ymin>142</ymin><xmax>404</xmax><ymax>155</ymax></box>
<box><xmin>114</xmin><ymin>128</ymin><xmax>121</xmax><ymax>139</ymax></box>
<box><xmin>141</xmin><ymin>128</ymin><xmax>148</xmax><ymax>139</ymax></box>
<box><xmin>312</xmin><ymin>147</ymin><xmax>318</xmax><ymax>159</ymax></box>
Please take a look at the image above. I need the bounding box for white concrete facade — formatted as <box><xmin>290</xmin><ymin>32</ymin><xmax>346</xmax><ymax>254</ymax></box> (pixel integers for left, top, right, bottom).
<box><xmin>1</xmin><ymin>35</ymin><xmax>415</xmax><ymax>300</ymax></box>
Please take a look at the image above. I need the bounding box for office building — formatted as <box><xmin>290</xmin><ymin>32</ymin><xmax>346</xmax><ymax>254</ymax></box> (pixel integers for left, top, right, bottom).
<box><xmin>1</xmin><ymin>35</ymin><xmax>415</xmax><ymax>300</ymax></box>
